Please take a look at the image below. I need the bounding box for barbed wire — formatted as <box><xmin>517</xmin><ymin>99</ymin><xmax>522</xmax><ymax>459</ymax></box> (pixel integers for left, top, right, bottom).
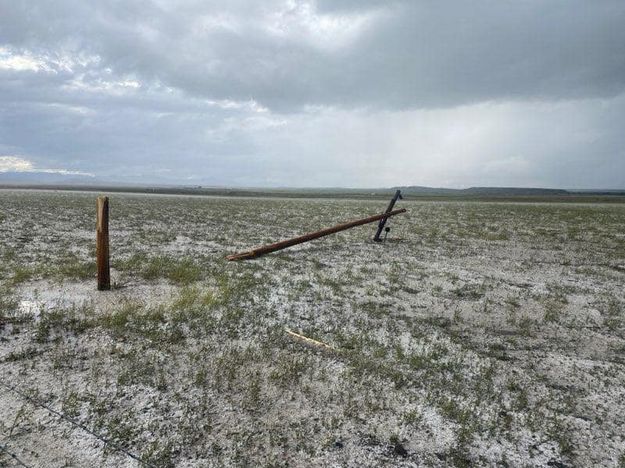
<box><xmin>0</xmin><ymin>380</ymin><xmax>155</xmax><ymax>468</ymax></box>
<box><xmin>0</xmin><ymin>440</ymin><xmax>31</xmax><ymax>468</ymax></box>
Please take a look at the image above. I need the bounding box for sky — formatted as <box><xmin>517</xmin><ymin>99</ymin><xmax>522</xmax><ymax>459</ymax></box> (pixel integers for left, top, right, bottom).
<box><xmin>0</xmin><ymin>0</ymin><xmax>624</xmax><ymax>189</ymax></box>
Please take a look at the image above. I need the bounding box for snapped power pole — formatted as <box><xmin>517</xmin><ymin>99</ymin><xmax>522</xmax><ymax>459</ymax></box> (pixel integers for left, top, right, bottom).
<box><xmin>226</xmin><ymin>192</ymin><xmax>406</xmax><ymax>261</ymax></box>
<box><xmin>373</xmin><ymin>190</ymin><xmax>403</xmax><ymax>242</ymax></box>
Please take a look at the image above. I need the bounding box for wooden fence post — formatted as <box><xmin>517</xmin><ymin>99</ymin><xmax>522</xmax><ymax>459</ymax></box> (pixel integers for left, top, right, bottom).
<box><xmin>96</xmin><ymin>196</ymin><xmax>110</xmax><ymax>290</ymax></box>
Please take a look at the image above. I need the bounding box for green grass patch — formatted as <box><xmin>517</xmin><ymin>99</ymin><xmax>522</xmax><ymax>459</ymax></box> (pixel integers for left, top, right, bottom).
<box><xmin>115</xmin><ymin>253</ymin><xmax>202</xmax><ymax>284</ymax></box>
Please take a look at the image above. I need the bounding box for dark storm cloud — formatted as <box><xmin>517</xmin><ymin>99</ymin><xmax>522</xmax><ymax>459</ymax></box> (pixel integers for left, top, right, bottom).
<box><xmin>2</xmin><ymin>0</ymin><xmax>624</xmax><ymax>111</ymax></box>
<box><xmin>0</xmin><ymin>0</ymin><xmax>624</xmax><ymax>187</ymax></box>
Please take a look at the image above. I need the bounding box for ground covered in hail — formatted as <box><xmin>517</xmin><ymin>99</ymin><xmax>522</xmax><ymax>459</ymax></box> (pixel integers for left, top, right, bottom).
<box><xmin>0</xmin><ymin>189</ymin><xmax>624</xmax><ymax>467</ymax></box>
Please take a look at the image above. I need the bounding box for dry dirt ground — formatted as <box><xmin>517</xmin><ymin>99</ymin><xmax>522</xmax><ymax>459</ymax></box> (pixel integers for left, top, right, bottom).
<box><xmin>0</xmin><ymin>189</ymin><xmax>624</xmax><ymax>467</ymax></box>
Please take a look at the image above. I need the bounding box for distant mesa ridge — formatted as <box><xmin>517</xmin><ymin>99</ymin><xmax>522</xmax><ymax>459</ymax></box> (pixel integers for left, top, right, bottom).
<box><xmin>0</xmin><ymin>171</ymin><xmax>94</xmax><ymax>185</ymax></box>
<box><xmin>393</xmin><ymin>186</ymin><xmax>570</xmax><ymax>196</ymax></box>
<box><xmin>0</xmin><ymin>171</ymin><xmax>623</xmax><ymax>198</ymax></box>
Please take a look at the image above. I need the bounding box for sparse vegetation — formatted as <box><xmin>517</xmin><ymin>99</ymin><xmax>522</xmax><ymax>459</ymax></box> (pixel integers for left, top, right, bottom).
<box><xmin>0</xmin><ymin>190</ymin><xmax>623</xmax><ymax>467</ymax></box>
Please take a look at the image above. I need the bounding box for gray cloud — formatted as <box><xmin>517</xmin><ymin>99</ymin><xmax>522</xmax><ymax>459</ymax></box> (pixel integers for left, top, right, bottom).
<box><xmin>0</xmin><ymin>0</ymin><xmax>624</xmax><ymax>187</ymax></box>
<box><xmin>3</xmin><ymin>0</ymin><xmax>624</xmax><ymax>110</ymax></box>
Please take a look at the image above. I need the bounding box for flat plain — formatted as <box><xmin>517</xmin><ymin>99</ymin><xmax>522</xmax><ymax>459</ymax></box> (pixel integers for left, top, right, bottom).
<box><xmin>1</xmin><ymin>189</ymin><xmax>624</xmax><ymax>467</ymax></box>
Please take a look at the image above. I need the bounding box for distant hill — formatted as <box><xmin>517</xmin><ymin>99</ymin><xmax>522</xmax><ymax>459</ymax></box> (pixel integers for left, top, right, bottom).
<box><xmin>1</xmin><ymin>173</ymin><xmax>623</xmax><ymax>201</ymax></box>
<box><xmin>394</xmin><ymin>186</ymin><xmax>570</xmax><ymax>196</ymax></box>
<box><xmin>0</xmin><ymin>171</ymin><xmax>95</xmax><ymax>185</ymax></box>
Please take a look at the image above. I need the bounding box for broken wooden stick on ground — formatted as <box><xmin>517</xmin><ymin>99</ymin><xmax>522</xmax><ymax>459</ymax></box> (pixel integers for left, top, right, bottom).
<box><xmin>285</xmin><ymin>329</ymin><xmax>337</xmax><ymax>352</ymax></box>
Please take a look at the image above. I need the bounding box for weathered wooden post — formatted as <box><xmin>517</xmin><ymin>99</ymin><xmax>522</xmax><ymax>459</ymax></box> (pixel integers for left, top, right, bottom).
<box><xmin>96</xmin><ymin>196</ymin><xmax>110</xmax><ymax>290</ymax></box>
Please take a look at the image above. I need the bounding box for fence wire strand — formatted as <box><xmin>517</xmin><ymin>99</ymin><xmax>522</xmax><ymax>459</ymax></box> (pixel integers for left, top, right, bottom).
<box><xmin>0</xmin><ymin>440</ymin><xmax>31</xmax><ymax>468</ymax></box>
<box><xmin>0</xmin><ymin>380</ymin><xmax>154</xmax><ymax>468</ymax></box>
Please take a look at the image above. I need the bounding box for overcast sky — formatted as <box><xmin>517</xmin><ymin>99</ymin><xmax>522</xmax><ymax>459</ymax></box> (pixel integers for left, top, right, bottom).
<box><xmin>1</xmin><ymin>0</ymin><xmax>624</xmax><ymax>188</ymax></box>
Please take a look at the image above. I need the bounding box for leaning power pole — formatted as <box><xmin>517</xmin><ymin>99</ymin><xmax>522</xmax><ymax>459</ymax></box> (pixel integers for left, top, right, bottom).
<box><xmin>373</xmin><ymin>190</ymin><xmax>403</xmax><ymax>242</ymax></box>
